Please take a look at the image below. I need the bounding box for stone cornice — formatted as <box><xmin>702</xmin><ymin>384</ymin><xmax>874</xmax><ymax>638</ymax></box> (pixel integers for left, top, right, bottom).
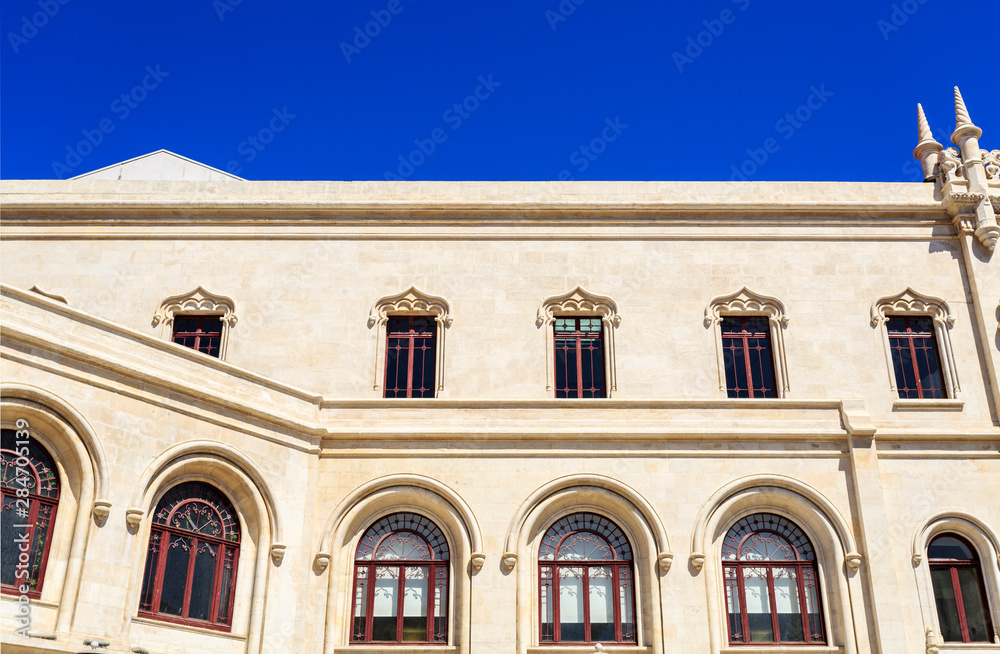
<box><xmin>0</xmin><ymin>180</ymin><xmax>943</xmax><ymax>220</ymax></box>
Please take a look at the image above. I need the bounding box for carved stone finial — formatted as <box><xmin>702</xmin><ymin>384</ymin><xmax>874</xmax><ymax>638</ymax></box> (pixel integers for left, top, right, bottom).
<box><xmin>689</xmin><ymin>552</ymin><xmax>705</xmax><ymax>572</ymax></box>
<box><xmin>269</xmin><ymin>543</ymin><xmax>287</xmax><ymax>565</ymax></box>
<box><xmin>917</xmin><ymin>103</ymin><xmax>933</xmax><ymax>143</ymax></box>
<box><xmin>314</xmin><ymin>552</ymin><xmax>331</xmax><ymax>571</ymax></box>
<box><xmin>845</xmin><ymin>552</ymin><xmax>863</xmax><ymax>572</ymax></box>
<box><xmin>954</xmin><ymin>87</ymin><xmax>973</xmax><ymax>128</ymax></box>
<box><xmin>91</xmin><ymin>500</ymin><xmax>112</xmax><ymax>521</ymax></box>
<box><xmin>125</xmin><ymin>508</ymin><xmax>144</xmax><ymax>531</ymax></box>
<box><xmin>657</xmin><ymin>552</ymin><xmax>674</xmax><ymax>573</ymax></box>
<box><xmin>470</xmin><ymin>552</ymin><xmax>486</xmax><ymax>570</ymax></box>
<box><xmin>501</xmin><ymin>552</ymin><xmax>518</xmax><ymax>571</ymax></box>
<box><xmin>925</xmin><ymin>627</ymin><xmax>940</xmax><ymax>654</ymax></box>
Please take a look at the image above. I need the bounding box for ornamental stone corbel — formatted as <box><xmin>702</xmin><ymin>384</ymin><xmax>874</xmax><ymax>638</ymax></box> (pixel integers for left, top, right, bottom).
<box><xmin>125</xmin><ymin>508</ymin><xmax>144</xmax><ymax>532</ymax></box>
<box><xmin>925</xmin><ymin>627</ymin><xmax>941</xmax><ymax>654</ymax></box>
<box><xmin>657</xmin><ymin>552</ymin><xmax>674</xmax><ymax>572</ymax></box>
<box><xmin>91</xmin><ymin>500</ymin><xmax>111</xmax><ymax>521</ymax></box>
<box><xmin>314</xmin><ymin>552</ymin><xmax>331</xmax><ymax>571</ymax></box>
<box><xmin>269</xmin><ymin>543</ymin><xmax>287</xmax><ymax>565</ymax></box>
<box><xmin>470</xmin><ymin>552</ymin><xmax>486</xmax><ymax>570</ymax></box>
<box><xmin>845</xmin><ymin>552</ymin><xmax>863</xmax><ymax>572</ymax></box>
<box><xmin>689</xmin><ymin>552</ymin><xmax>705</xmax><ymax>572</ymax></box>
<box><xmin>501</xmin><ymin>552</ymin><xmax>518</xmax><ymax>571</ymax></box>
<box><xmin>912</xmin><ymin>553</ymin><xmax>923</xmax><ymax>565</ymax></box>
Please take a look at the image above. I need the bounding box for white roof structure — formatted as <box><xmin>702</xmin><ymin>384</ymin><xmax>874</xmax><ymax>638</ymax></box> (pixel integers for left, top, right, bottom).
<box><xmin>71</xmin><ymin>149</ymin><xmax>243</xmax><ymax>182</ymax></box>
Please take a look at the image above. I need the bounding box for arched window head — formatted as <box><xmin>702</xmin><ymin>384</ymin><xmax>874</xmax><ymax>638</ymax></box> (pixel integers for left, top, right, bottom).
<box><xmin>538</xmin><ymin>513</ymin><xmax>636</xmax><ymax>644</ymax></box>
<box><xmin>928</xmin><ymin>534</ymin><xmax>995</xmax><ymax>643</ymax></box>
<box><xmin>139</xmin><ymin>482</ymin><xmax>241</xmax><ymax>631</ymax></box>
<box><xmin>1</xmin><ymin>428</ymin><xmax>60</xmax><ymax>598</ymax></box>
<box><xmin>722</xmin><ymin>513</ymin><xmax>825</xmax><ymax>645</ymax></box>
<box><xmin>352</xmin><ymin>512</ymin><xmax>450</xmax><ymax>644</ymax></box>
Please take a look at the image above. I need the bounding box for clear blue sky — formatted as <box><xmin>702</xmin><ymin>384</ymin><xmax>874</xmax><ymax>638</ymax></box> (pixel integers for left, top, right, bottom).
<box><xmin>2</xmin><ymin>0</ymin><xmax>996</xmax><ymax>181</ymax></box>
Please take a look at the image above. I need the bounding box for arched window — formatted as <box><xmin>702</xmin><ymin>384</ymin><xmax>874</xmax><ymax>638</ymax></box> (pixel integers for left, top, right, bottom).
<box><xmin>351</xmin><ymin>512</ymin><xmax>450</xmax><ymax>644</ymax></box>
<box><xmin>1</xmin><ymin>428</ymin><xmax>60</xmax><ymax>598</ymax></box>
<box><xmin>722</xmin><ymin>513</ymin><xmax>824</xmax><ymax>645</ymax></box>
<box><xmin>538</xmin><ymin>512</ymin><xmax>636</xmax><ymax>644</ymax></box>
<box><xmin>928</xmin><ymin>534</ymin><xmax>995</xmax><ymax>643</ymax></box>
<box><xmin>138</xmin><ymin>482</ymin><xmax>240</xmax><ymax>631</ymax></box>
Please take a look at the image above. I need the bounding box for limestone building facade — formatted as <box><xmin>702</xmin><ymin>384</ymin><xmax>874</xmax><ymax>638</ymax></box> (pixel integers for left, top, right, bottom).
<box><xmin>1</xmin><ymin>88</ymin><xmax>999</xmax><ymax>654</ymax></box>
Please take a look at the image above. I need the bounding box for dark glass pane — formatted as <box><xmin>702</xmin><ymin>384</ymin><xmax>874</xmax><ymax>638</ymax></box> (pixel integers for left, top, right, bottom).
<box><xmin>1</xmin><ymin>496</ymin><xmax>19</xmax><ymax>586</ymax></box>
<box><xmin>187</xmin><ymin>540</ymin><xmax>217</xmax><ymax>621</ymax></box>
<box><xmin>773</xmin><ymin>567</ymin><xmax>804</xmax><ymax>642</ymax></box>
<box><xmin>202</xmin><ymin>336</ymin><xmax>221</xmax><ymax>357</ymax></box>
<box><xmin>160</xmin><ymin>535</ymin><xmax>192</xmax><ymax>617</ymax></box>
<box><xmin>957</xmin><ymin>567</ymin><xmax>992</xmax><ymax>642</ymax></box>
<box><xmin>724</xmin><ymin>338</ymin><xmax>749</xmax><ymax>398</ymax></box>
<box><xmin>384</xmin><ymin>341</ymin><xmax>402</xmax><ymax>398</ymax></box>
<box><xmin>756</xmin><ymin>338</ymin><xmax>776</xmax><ymax>397</ymax></box>
<box><xmin>555</xmin><ymin>341</ymin><xmax>577</xmax><ymax>398</ymax></box>
<box><xmin>540</xmin><ymin>566</ymin><xmax>554</xmax><ymax>641</ymax></box>
<box><xmin>139</xmin><ymin>532</ymin><xmax>161</xmax><ymax>611</ymax></box>
<box><xmin>217</xmin><ymin>546</ymin><xmax>235</xmax><ymax>624</ymax></box>
<box><xmin>889</xmin><ymin>339</ymin><xmax>917</xmax><ymax>399</ymax></box>
<box><xmin>913</xmin><ymin>336</ymin><xmax>945</xmax><ymax>399</ymax></box>
<box><xmin>174</xmin><ymin>316</ymin><xmax>197</xmax><ymax>332</ymax></box>
<box><xmin>929</xmin><ymin>536</ymin><xmax>976</xmax><ymax>560</ymax></box>
<box><xmin>353</xmin><ymin>566</ymin><xmax>369</xmax><ymax>641</ymax></box>
<box><xmin>414</xmin><ymin>337</ymin><xmax>435</xmax><ymax>398</ymax></box>
<box><xmin>931</xmin><ymin>568</ymin><xmax>963</xmax><ymax>642</ymax></box>
<box><xmin>748</xmin><ymin>337</ymin><xmax>764</xmax><ymax>395</ymax></box>
<box><xmin>724</xmin><ymin>566</ymin><xmax>743</xmax><ymax>642</ymax></box>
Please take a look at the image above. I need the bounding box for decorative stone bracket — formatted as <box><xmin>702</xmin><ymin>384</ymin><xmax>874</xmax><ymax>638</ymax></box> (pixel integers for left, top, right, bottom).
<box><xmin>269</xmin><ymin>543</ymin><xmax>286</xmax><ymax>565</ymax></box>
<box><xmin>501</xmin><ymin>552</ymin><xmax>518</xmax><ymax>571</ymax></box>
<box><xmin>125</xmin><ymin>508</ymin><xmax>144</xmax><ymax>532</ymax></box>
<box><xmin>845</xmin><ymin>552</ymin><xmax>863</xmax><ymax>572</ymax></box>
<box><xmin>470</xmin><ymin>552</ymin><xmax>486</xmax><ymax>570</ymax></box>
<box><xmin>315</xmin><ymin>552</ymin><xmax>332</xmax><ymax>571</ymax></box>
<box><xmin>689</xmin><ymin>552</ymin><xmax>705</xmax><ymax>572</ymax></box>
<box><xmin>657</xmin><ymin>552</ymin><xmax>673</xmax><ymax>572</ymax></box>
<box><xmin>91</xmin><ymin>500</ymin><xmax>112</xmax><ymax>521</ymax></box>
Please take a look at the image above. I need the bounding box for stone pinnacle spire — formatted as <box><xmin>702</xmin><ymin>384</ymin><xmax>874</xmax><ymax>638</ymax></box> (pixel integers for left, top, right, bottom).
<box><xmin>954</xmin><ymin>86</ymin><xmax>974</xmax><ymax>128</ymax></box>
<box><xmin>917</xmin><ymin>103</ymin><xmax>934</xmax><ymax>143</ymax></box>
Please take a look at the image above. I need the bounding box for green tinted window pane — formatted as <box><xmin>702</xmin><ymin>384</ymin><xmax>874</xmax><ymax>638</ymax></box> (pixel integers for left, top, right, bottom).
<box><xmin>957</xmin><ymin>567</ymin><xmax>991</xmax><ymax>642</ymax></box>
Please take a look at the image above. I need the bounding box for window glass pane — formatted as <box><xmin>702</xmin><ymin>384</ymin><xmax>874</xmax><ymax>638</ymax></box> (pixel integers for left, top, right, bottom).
<box><xmin>957</xmin><ymin>567</ymin><xmax>991</xmax><ymax>642</ymax></box>
<box><xmin>385</xmin><ymin>339</ymin><xmax>403</xmax><ymax>398</ymax></box>
<box><xmin>589</xmin><ymin>566</ymin><xmax>615</xmax><ymax>642</ymax></box>
<box><xmin>558</xmin><ymin>566</ymin><xmax>585</xmax><ymax>641</ymax></box>
<box><xmin>1</xmin><ymin>496</ymin><xmax>20</xmax><ymax>586</ymax></box>
<box><xmin>372</xmin><ymin>566</ymin><xmax>399</xmax><ymax>641</ymax></box>
<box><xmin>802</xmin><ymin>566</ymin><xmax>823</xmax><ymax>642</ymax></box>
<box><xmin>160</xmin><ymin>535</ymin><xmax>192</xmax><ymax>617</ymax></box>
<box><xmin>889</xmin><ymin>338</ymin><xmax>918</xmax><ymax>399</ymax></box>
<box><xmin>433</xmin><ymin>566</ymin><xmax>448</xmax><ymax>643</ymax></box>
<box><xmin>913</xmin><ymin>336</ymin><xmax>945</xmax><ymax>399</ymax></box>
<box><xmin>554</xmin><ymin>340</ymin><xmax>578</xmax><ymax>398</ymax></box>
<box><xmin>929</xmin><ymin>537</ymin><xmax>975</xmax><ymax>560</ymax></box>
<box><xmin>742</xmin><ymin>566</ymin><xmax>775</xmax><ymax>642</ymax></box>
<box><xmin>618</xmin><ymin>566</ymin><xmax>635</xmax><ymax>643</ymax></box>
<box><xmin>139</xmin><ymin>531</ymin><xmax>162</xmax><ymax>611</ymax></box>
<box><xmin>187</xmin><ymin>540</ymin><xmax>217</xmax><ymax>621</ymax></box>
<box><xmin>540</xmin><ymin>566</ymin><xmax>554</xmax><ymax>642</ymax></box>
<box><xmin>773</xmin><ymin>567</ymin><xmax>804</xmax><ymax>642</ymax></box>
<box><xmin>725</xmin><ymin>566</ymin><xmax>743</xmax><ymax>642</ymax></box>
<box><xmin>402</xmin><ymin>566</ymin><xmax>428</xmax><ymax>641</ymax></box>
<box><xmin>723</xmin><ymin>337</ymin><xmax>748</xmax><ymax>398</ymax></box>
<box><xmin>554</xmin><ymin>318</ymin><xmax>573</xmax><ymax>333</ymax></box>
<box><xmin>931</xmin><ymin>567</ymin><xmax>963</xmax><ymax>642</ymax></box>
<box><xmin>415</xmin><ymin>337</ymin><xmax>436</xmax><ymax>398</ymax></box>
<box><xmin>353</xmin><ymin>566</ymin><xmax>369</xmax><ymax>641</ymax></box>
<box><xmin>217</xmin><ymin>546</ymin><xmax>235</xmax><ymax>625</ymax></box>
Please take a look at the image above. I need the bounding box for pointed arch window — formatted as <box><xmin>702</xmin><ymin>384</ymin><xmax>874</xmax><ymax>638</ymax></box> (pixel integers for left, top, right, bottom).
<box><xmin>538</xmin><ymin>512</ymin><xmax>636</xmax><ymax>644</ymax></box>
<box><xmin>928</xmin><ymin>534</ymin><xmax>995</xmax><ymax>643</ymax></box>
<box><xmin>1</xmin><ymin>428</ymin><xmax>60</xmax><ymax>598</ymax></box>
<box><xmin>722</xmin><ymin>513</ymin><xmax>825</xmax><ymax>645</ymax></box>
<box><xmin>369</xmin><ymin>288</ymin><xmax>452</xmax><ymax>398</ymax></box>
<box><xmin>352</xmin><ymin>512</ymin><xmax>450</xmax><ymax>644</ymax></box>
<box><xmin>138</xmin><ymin>482</ymin><xmax>240</xmax><ymax>631</ymax></box>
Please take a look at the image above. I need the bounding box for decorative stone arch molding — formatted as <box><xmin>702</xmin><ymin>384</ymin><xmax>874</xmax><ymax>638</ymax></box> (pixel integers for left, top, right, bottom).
<box><xmin>124</xmin><ymin>441</ymin><xmax>283</xmax><ymax>654</ymax></box>
<box><xmin>536</xmin><ymin>286</ymin><xmax>621</xmax><ymax>397</ymax></box>
<box><xmin>871</xmin><ymin>288</ymin><xmax>960</xmax><ymax>398</ymax></box>
<box><xmin>316</xmin><ymin>474</ymin><xmax>482</xmax><ymax>654</ymax></box>
<box><xmin>368</xmin><ymin>286</ymin><xmax>453</xmax><ymax>395</ymax></box>
<box><xmin>704</xmin><ymin>287</ymin><xmax>790</xmax><ymax>397</ymax></box>
<box><xmin>152</xmin><ymin>286</ymin><xmax>239</xmax><ymax>359</ymax></box>
<box><xmin>690</xmin><ymin>475</ymin><xmax>863</xmax><ymax>654</ymax></box>
<box><xmin>0</xmin><ymin>384</ymin><xmax>112</xmax><ymax>634</ymax></box>
<box><xmin>505</xmin><ymin>474</ymin><xmax>671</xmax><ymax>654</ymax></box>
<box><xmin>910</xmin><ymin>512</ymin><xmax>1000</xmax><ymax>648</ymax></box>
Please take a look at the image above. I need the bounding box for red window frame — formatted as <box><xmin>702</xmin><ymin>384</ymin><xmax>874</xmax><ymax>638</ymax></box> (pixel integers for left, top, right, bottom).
<box><xmin>171</xmin><ymin>315</ymin><xmax>224</xmax><ymax>357</ymax></box>
<box><xmin>351</xmin><ymin>513</ymin><xmax>450</xmax><ymax>644</ymax></box>
<box><xmin>928</xmin><ymin>534</ymin><xmax>995</xmax><ymax>643</ymax></box>
<box><xmin>723</xmin><ymin>514</ymin><xmax>825</xmax><ymax>646</ymax></box>
<box><xmin>538</xmin><ymin>513</ymin><xmax>636</xmax><ymax>645</ymax></box>
<box><xmin>886</xmin><ymin>316</ymin><xmax>946</xmax><ymax>399</ymax></box>
<box><xmin>1</xmin><ymin>429</ymin><xmax>60</xmax><ymax>599</ymax></box>
<box><xmin>720</xmin><ymin>316</ymin><xmax>776</xmax><ymax>398</ymax></box>
<box><xmin>138</xmin><ymin>482</ymin><xmax>240</xmax><ymax>632</ymax></box>
<box><xmin>553</xmin><ymin>317</ymin><xmax>606</xmax><ymax>398</ymax></box>
<box><xmin>384</xmin><ymin>316</ymin><xmax>437</xmax><ymax>398</ymax></box>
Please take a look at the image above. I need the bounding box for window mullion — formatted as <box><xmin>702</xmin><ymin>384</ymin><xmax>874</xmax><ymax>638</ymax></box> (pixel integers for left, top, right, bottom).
<box><xmin>951</xmin><ymin>565</ymin><xmax>971</xmax><ymax>642</ymax></box>
<box><xmin>396</xmin><ymin>564</ymin><xmax>406</xmax><ymax>643</ymax></box>
<box><xmin>582</xmin><ymin>564</ymin><xmax>591</xmax><ymax>643</ymax></box>
<box><xmin>612</xmin><ymin>564</ymin><xmax>622</xmax><ymax>643</ymax></box>
<box><xmin>736</xmin><ymin>563</ymin><xmax>749</xmax><ymax>644</ymax></box>
<box><xmin>181</xmin><ymin>536</ymin><xmax>198</xmax><ymax>619</ymax></box>
<box><xmin>575</xmin><ymin>335</ymin><xmax>585</xmax><ymax>397</ymax></box>
<box><xmin>553</xmin><ymin>565</ymin><xmax>562</xmax><ymax>642</ymax></box>
<box><xmin>767</xmin><ymin>566</ymin><xmax>781</xmax><ymax>643</ymax></box>
<box><xmin>796</xmin><ymin>563</ymin><xmax>810</xmax><ymax>642</ymax></box>
<box><xmin>151</xmin><ymin>528</ymin><xmax>168</xmax><ymax>612</ymax></box>
<box><xmin>405</xmin><ymin>334</ymin><xmax>415</xmax><ymax>398</ymax></box>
